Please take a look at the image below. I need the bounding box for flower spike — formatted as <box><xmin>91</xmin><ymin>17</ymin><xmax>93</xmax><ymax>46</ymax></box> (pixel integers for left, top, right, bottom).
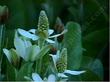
<box><xmin>37</xmin><ymin>10</ymin><xmax>49</xmax><ymax>39</ymax></box>
<box><xmin>56</xmin><ymin>48</ymin><xmax>67</xmax><ymax>73</ymax></box>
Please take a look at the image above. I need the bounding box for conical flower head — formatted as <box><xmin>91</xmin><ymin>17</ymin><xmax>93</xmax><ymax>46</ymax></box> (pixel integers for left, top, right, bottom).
<box><xmin>56</xmin><ymin>48</ymin><xmax>67</xmax><ymax>73</ymax></box>
<box><xmin>37</xmin><ymin>10</ymin><xmax>49</xmax><ymax>39</ymax></box>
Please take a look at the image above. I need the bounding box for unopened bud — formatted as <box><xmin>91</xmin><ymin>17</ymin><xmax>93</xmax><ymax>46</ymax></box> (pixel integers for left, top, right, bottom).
<box><xmin>0</xmin><ymin>5</ymin><xmax>9</xmax><ymax>24</ymax></box>
<box><xmin>54</xmin><ymin>17</ymin><xmax>64</xmax><ymax>42</ymax></box>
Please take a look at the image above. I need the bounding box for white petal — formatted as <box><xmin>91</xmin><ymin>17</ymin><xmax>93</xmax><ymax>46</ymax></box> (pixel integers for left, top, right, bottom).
<box><xmin>58</xmin><ymin>73</ymin><xmax>68</xmax><ymax>78</ymax></box>
<box><xmin>48</xmin><ymin>74</ymin><xmax>56</xmax><ymax>82</ymax></box>
<box><xmin>32</xmin><ymin>73</ymin><xmax>43</xmax><ymax>81</ymax></box>
<box><xmin>49</xmin><ymin>50</ymin><xmax>60</xmax><ymax>68</ymax></box>
<box><xmin>23</xmin><ymin>40</ymin><xmax>32</xmax><ymax>48</ymax></box>
<box><xmin>24</xmin><ymin>76</ymin><xmax>32</xmax><ymax>81</ymax></box>
<box><xmin>49</xmin><ymin>29</ymin><xmax>68</xmax><ymax>38</ymax></box>
<box><xmin>28</xmin><ymin>29</ymin><xmax>36</xmax><ymax>34</ymax></box>
<box><xmin>31</xmin><ymin>34</ymin><xmax>39</xmax><ymax>41</ymax></box>
<box><xmin>14</xmin><ymin>35</ymin><xmax>26</xmax><ymax>60</ymax></box>
<box><xmin>48</xmin><ymin>29</ymin><xmax>54</xmax><ymax>35</ymax></box>
<box><xmin>29</xmin><ymin>45</ymin><xmax>40</xmax><ymax>61</ymax></box>
<box><xmin>49</xmin><ymin>34</ymin><xmax>61</xmax><ymax>38</ymax></box>
<box><xmin>43</xmin><ymin>77</ymin><xmax>47</xmax><ymax>81</ymax></box>
<box><xmin>18</xmin><ymin>28</ymin><xmax>39</xmax><ymax>40</ymax></box>
<box><xmin>61</xmin><ymin>29</ymin><xmax>68</xmax><ymax>34</ymax></box>
<box><xmin>46</xmin><ymin>39</ymin><xmax>55</xmax><ymax>43</ymax></box>
<box><xmin>3</xmin><ymin>49</ymin><xmax>11</xmax><ymax>63</ymax></box>
<box><xmin>18</xmin><ymin>28</ymin><xmax>32</xmax><ymax>38</ymax></box>
<box><xmin>49</xmin><ymin>54</ymin><xmax>57</xmax><ymax>67</ymax></box>
<box><xmin>64</xmin><ymin>70</ymin><xmax>86</xmax><ymax>75</ymax></box>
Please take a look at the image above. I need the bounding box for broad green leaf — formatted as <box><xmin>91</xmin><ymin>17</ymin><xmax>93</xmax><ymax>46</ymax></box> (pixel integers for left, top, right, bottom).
<box><xmin>79</xmin><ymin>69</ymin><xmax>101</xmax><ymax>81</ymax></box>
<box><xmin>89</xmin><ymin>59</ymin><xmax>104</xmax><ymax>80</ymax></box>
<box><xmin>82</xmin><ymin>0</ymin><xmax>108</xmax><ymax>34</ymax></box>
<box><xmin>64</xmin><ymin>22</ymin><xmax>82</xmax><ymax>70</ymax></box>
<box><xmin>16</xmin><ymin>63</ymin><xmax>33</xmax><ymax>81</ymax></box>
<box><xmin>83</xmin><ymin>29</ymin><xmax>108</xmax><ymax>58</ymax></box>
<box><xmin>80</xmin><ymin>56</ymin><xmax>103</xmax><ymax>80</ymax></box>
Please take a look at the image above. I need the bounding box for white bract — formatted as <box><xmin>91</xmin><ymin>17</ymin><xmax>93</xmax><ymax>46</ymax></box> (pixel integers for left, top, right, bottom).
<box><xmin>14</xmin><ymin>32</ymin><xmax>40</xmax><ymax>61</ymax></box>
<box><xmin>50</xmin><ymin>50</ymin><xmax>86</xmax><ymax>78</ymax></box>
<box><xmin>18</xmin><ymin>28</ymin><xmax>67</xmax><ymax>44</ymax></box>
<box><xmin>24</xmin><ymin>73</ymin><xmax>56</xmax><ymax>82</ymax></box>
<box><xmin>3</xmin><ymin>32</ymin><xmax>50</xmax><ymax>62</ymax></box>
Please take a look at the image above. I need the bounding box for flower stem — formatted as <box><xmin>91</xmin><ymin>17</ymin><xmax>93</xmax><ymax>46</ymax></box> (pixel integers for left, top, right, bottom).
<box><xmin>35</xmin><ymin>58</ymin><xmax>43</xmax><ymax>75</ymax></box>
<box><xmin>38</xmin><ymin>38</ymin><xmax>45</xmax><ymax>49</ymax></box>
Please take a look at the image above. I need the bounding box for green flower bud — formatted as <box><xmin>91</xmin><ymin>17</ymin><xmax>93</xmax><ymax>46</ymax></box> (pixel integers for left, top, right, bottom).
<box><xmin>37</xmin><ymin>10</ymin><xmax>49</xmax><ymax>39</ymax></box>
<box><xmin>56</xmin><ymin>48</ymin><xmax>67</xmax><ymax>73</ymax></box>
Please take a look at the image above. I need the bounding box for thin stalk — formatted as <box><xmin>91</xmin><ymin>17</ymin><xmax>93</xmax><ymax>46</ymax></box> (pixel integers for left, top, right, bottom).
<box><xmin>38</xmin><ymin>38</ymin><xmax>45</xmax><ymax>49</ymax></box>
<box><xmin>35</xmin><ymin>58</ymin><xmax>42</xmax><ymax>74</ymax></box>
<box><xmin>36</xmin><ymin>38</ymin><xmax>46</xmax><ymax>74</ymax></box>
<box><xmin>38</xmin><ymin>57</ymin><xmax>43</xmax><ymax>74</ymax></box>
<box><xmin>0</xmin><ymin>24</ymin><xmax>5</xmax><ymax>63</ymax></box>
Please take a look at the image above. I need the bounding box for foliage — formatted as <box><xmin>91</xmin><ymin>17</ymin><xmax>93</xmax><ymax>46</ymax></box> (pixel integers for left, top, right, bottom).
<box><xmin>0</xmin><ymin>0</ymin><xmax>108</xmax><ymax>81</ymax></box>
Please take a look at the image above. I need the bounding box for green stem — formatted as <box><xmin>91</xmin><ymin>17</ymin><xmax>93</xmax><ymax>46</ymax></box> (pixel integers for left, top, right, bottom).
<box><xmin>35</xmin><ymin>58</ymin><xmax>42</xmax><ymax>74</ymax></box>
<box><xmin>38</xmin><ymin>38</ymin><xmax>45</xmax><ymax>49</ymax></box>
<box><xmin>38</xmin><ymin>57</ymin><xmax>42</xmax><ymax>74</ymax></box>
<box><xmin>0</xmin><ymin>24</ymin><xmax>5</xmax><ymax>63</ymax></box>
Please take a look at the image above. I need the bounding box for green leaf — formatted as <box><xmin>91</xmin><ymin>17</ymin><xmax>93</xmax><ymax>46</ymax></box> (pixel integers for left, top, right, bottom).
<box><xmin>16</xmin><ymin>63</ymin><xmax>33</xmax><ymax>81</ymax></box>
<box><xmin>6</xmin><ymin>62</ymin><xmax>17</xmax><ymax>81</ymax></box>
<box><xmin>90</xmin><ymin>59</ymin><xmax>104</xmax><ymax>80</ymax></box>
<box><xmin>83</xmin><ymin>29</ymin><xmax>108</xmax><ymax>58</ymax></box>
<box><xmin>79</xmin><ymin>69</ymin><xmax>101</xmax><ymax>81</ymax></box>
<box><xmin>82</xmin><ymin>0</ymin><xmax>108</xmax><ymax>34</ymax></box>
<box><xmin>9</xmin><ymin>48</ymin><xmax>20</xmax><ymax>66</ymax></box>
<box><xmin>64</xmin><ymin>22</ymin><xmax>82</xmax><ymax>70</ymax></box>
<box><xmin>68</xmin><ymin>69</ymin><xmax>101</xmax><ymax>81</ymax></box>
<box><xmin>80</xmin><ymin>56</ymin><xmax>103</xmax><ymax>80</ymax></box>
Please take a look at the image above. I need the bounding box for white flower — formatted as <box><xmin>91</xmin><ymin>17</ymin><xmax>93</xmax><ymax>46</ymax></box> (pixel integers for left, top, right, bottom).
<box><xmin>14</xmin><ymin>32</ymin><xmax>40</xmax><ymax>61</ymax></box>
<box><xmin>50</xmin><ymin>50</ymin><xmax>86</xmax><ymax>78</ymax></box>
<box><xmin>3</xmin><ymin>32</ymin><xmax>51</xmax><ymax>62</ymax></box>
<box><xmin>17</xmin><ymin>28</ymin><xmax>67</xmax><ymax>44</ymax></box>
<box><xmin>24</xmin><ymin>73</ymin><xmax>56</xmax><ymax>82</ymax></box>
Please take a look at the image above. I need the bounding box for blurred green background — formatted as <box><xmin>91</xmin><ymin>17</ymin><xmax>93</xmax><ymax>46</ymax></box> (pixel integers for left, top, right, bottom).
<box><xmin>0</xmin><ymin>0</ymin><xmax>109</xmax><ymax>81</ymax></box>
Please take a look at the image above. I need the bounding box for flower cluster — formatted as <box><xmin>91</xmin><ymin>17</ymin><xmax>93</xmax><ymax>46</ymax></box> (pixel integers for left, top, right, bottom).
<box><xmin>3</xmin><ymin>10</ymin><xmax>85</xmax><ymax>81</ymax></box>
